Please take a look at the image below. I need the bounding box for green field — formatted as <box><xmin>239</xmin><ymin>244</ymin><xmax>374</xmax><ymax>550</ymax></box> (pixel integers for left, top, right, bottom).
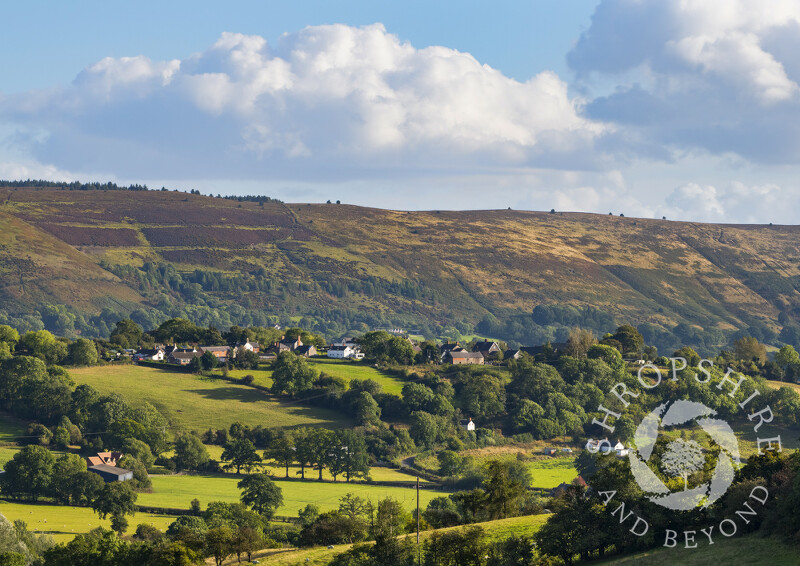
<box><xmin>0</xmin><ymin>501</ymin><xmax>178</xmax><ymax>543</ymax></box>
<box><xmin>307</xmin><ymin>359</ymin><xmax>406</xmax><ymax>396</ymax></box>
<box><xmin>0</xmin><ymin>412</ymin><xmax>27</xmax><ymax>442</ymax></box>
<box><xmin>138</xmin><ymin>474</ymin><xmax>444</xmax><ymax>516</ymax></box>
<box><xmin>69</xmin><ymin>365</ymin><xmax>349</xmax><ymax>432</ymax></box>
<box><xmin>599</xmin><ymin>534</ymin><xmax>800</xmax><ymax>565</ymax></box>
<box><xmin>526</xmin><ymin>457</ymin><xmax>580</xmax><ymax>488</ymax></box>
<box><xmin>218</xmin><ymin>360</ymin><xmax>406</xmax><ymax>396</ymax></box>
<box><xmin>253</xmin><ymin>514</ymin><xmax>550</xmax><ymax>565</ymax></box>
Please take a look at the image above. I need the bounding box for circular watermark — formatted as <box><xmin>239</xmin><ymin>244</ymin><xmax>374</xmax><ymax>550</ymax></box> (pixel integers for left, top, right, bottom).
<box><xmin>584</xmin><ymin>357</ymin><xmax>781</xmax><ymax>548</ymax></box>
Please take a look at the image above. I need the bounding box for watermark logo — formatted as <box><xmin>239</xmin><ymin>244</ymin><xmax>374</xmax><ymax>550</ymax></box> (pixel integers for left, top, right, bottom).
<box><xmin>585</xmin><ymin>357</ymin><xmax>782</xmax><ymax>547</ymax></box>
<box><xmin>628</xmin><ymin>400</ymin><xmax>738</xmax><ymax>511</ymax></box>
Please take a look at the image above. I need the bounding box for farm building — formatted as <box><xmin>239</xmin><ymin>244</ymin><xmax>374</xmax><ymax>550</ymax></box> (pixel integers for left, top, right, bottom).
<box><xmin>88</xmin><ymin>463</ymin><xmax>133</xmax><ymax>483</ymax></box>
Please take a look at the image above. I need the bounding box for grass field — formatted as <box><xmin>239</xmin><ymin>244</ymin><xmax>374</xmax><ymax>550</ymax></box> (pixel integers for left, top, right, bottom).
<box><xmin>69</xmin><ymin>365</ymin><xmax>349</xmax><ymax>432</ymax></box>
<box><xmin>250</xmin><ymin>514</ymin><xmax>551</xmax><ymax>565</ymax></box>
<box><xmin>599</xmin><ymin>534</ymin><xmax>800</xmax><ymax>565</ymax></box>
<box><xmin>218</xmin><ymin>360</ymin><xmax>406</xmax><ymax>396</ymax></box>
<box><xmin>307</xmin><ymin>359</ymin><xmax>406</xmax><ymax>396</ymax></box>
<box><xmin>0</xmin><ymin>501</ymin><xmax>178</xmax><ymax>543</ymax></box>
<box><xmin>138</xmin><ymin>474</ymin><xmax>444</xmax><ymax>516</ymax></box>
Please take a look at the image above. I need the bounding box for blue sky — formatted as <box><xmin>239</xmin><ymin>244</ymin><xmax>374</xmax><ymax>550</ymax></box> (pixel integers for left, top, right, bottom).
<box><xmin>2</xmin><ymin>0</ymin><xmax>800</xmax><ymax>223</ymax></box>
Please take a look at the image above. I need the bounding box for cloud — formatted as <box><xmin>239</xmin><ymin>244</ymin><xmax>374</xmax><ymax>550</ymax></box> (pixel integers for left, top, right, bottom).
<box><xmin>570</xmin><ymin>0</ymin><xmax>800</xmax><ymax>163</ymax></box>
<box><xmin>664</xmin><ymin>181</ymin><xmax>791</xmax><ymax>223</ymax></box>
<box><xmin>0</xmin><ymin>24</ymin><xmax>605</xmax><ymax>182</ymax></box>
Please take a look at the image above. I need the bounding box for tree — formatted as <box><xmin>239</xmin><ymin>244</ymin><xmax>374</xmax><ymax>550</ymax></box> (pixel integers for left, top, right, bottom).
<box><xmin>265</xmin><ymin>434</ymin><xmax>294</xmax><ymax>478</ymax></box>
<box><xmin>734</xmin><ymin>336</ymin><xmax>767</xmax><ymax>363</ymax></box>
<box><xmin>173</xmin><ymin>433</ymin><xmax>210</xmax><ymax>471</ymax></box>
<box><xmin>17</xmin><ymin>330</ymin><xmax>67</xmax><ymax>364</ymax></box>
<box><xmin>586</xmin><ymin>344</ymin><xmax>622</xmax><ymax>365</ymax></box>
<box><xmin>482</xmin><ymin>460</ymin><xmax>525</xmax><ymax>519</ymax></box>
<box><xmin>336</xmin><ymin>430</ymin><xmax>370</xmax><ymax>482</ymax></box>
<box><xmin>109</xmin><ymin>319</ymin><xmax>142</xmax><ymax>349</ymax></box>
<box><xmin>308</xmin><ymin>428</ymin><xmax>335</xmax><ymax>481</ymax></box>
<box><xmin>1</xmin><ymin>445</ymin><xmax>55</xmax><ymax>500</ymax></box>
<box><xmin>661</xmin><ymin>439</ymin><xmax>705</xmax><ymax>491</ymax></box>
<box><xmin>409</xmin><ymin>411</ymin><xmax>448</xmax><ymax>449</ymax></box>
<box><xmin>611</xmin><ymin>324</ymin><xmax>644</xmax><ymax>356</ymax></box>
<box><xmin>374</xmin><ymin>497</ymin><xmax>408</xmax><ymax>539</ymax></box>
<box><xmin>423</xmin><ymin>526</ymin><xmax>487</xmax><ymax>566</ymax></box>
<box><xmin>270</xmin><ymin>352</ymin><xmax>317</xmax><ymax>396</ymax></box>
<box><xmin>221</xmin><ymin>438</ymin><xmax>261</xmax><ymax>474</ymax></box>
<box><xmin>457</xmin><ymin>374</ymin><xmax>505</xmax><ymax>420</ymax></box>
<box><xmin>92</xmin><ymin>482</ymin><xmax>137</xmax><ymax>520</ymax></box>
<box><xmin>438</xmin><ymin>451</ymin><xmax>466</xmax><ymax>477</ymax></box>
<box><xmin>673</xmin><ymin>346</ymin><xmax>701</xmax><ymax>367</ymax></box>
<box><xmin>450</xmin><ymin>489</ymin><xmax>486</xmax><ymax>524</ymax></box>
<box><xmin>51</xmin><ymin>453</ymin><xmax>88</xmax><ymax>504</ymax></box>
<box><xmin>121</xmin><ymin>437</ymin><xmax>155</xmax><ymax>470</ymax></box>
<box><xmin>200</xmin><ymin>351</ymin><xmax>219</xmax><ymax>370</ymax></box>
<box><xmin>423</xmin><ymin>497</ymin><xmax>462</xmax><ymax>528</ymax></box>
<box><xmin>204</xmin><ymin>525</ymin><xmax>234</xmax><ymax>566</ymax></box>
<box><xmin>68</xmin><ymin>338</ymin><xmax>98</xmax><ymax>366</ymax></box>
<box><xmin>353</xmin><ymin>391</ymin><xmax>382</xmax><ymax>426</ymax></box>
<box><xmin>0</xmin><ymin>325</ymin><xmax>19</xmax><ymax>348</ymax></box>
<box><xmin>775</xmin><ymin>344</ymin><xmax>800</xmax><ymax>369</ymax></box>
<box><xmin>565</xmin><ymin>328</ymin><xmax>596</xmax><ymax>358</ymax></box>
<box><xmin>238</xmin><ymin>474</ymin><xmax>283</xmax><ymax>518</ymax></box>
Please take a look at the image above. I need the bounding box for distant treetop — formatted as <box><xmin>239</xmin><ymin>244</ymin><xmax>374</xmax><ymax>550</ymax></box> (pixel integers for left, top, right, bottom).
<box><xmin>0</xmin><ymin>179</ymin><xmax>282</xmax><ymax>203</ymax></box>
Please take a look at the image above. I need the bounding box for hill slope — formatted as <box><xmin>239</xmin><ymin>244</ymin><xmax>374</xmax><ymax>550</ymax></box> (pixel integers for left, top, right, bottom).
<box><xmin>1</xmin><ymin>185</ymin><xmax>799</xmax><ymax>351</ymax></box>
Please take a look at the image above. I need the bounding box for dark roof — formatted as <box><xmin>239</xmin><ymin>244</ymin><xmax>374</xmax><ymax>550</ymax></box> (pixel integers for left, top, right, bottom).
<box><xmin>200</xmin><ymin>345</ymin><xmax>229</xmax><ymax>352</ymax></box>
<box><xmin>137</xmin><ymin>348</ymin><xmax>162</xmax><ymax>356</ymax></box>
<box><xmin>170</xmin><ymin>351</ymin><xmax>200</xmax><ymax>360</ymax></box>
<box><xmin>439</xmin><ymin>342</ymin><xmax>461</xmax><ymax>353</ymax></box>
<box><xmin>447</xmin><ymin>351</ymin><xmax>484</xmax><ymax>360</ymax></box>
<box><xmin>472</xmin><ymin>340</ymin><xmax>499</xmax><ymax>352</ymax></box>
<box><xmin>329</xmin><ymin>345</ymin><xmax>350</xmax><ymax>351</ymax></box>
<box><xmin>295</xmin><ymin>345</ymin><xmax>316</xmax><ymax>355</ymax></box>
<box><xmin>88</xmin><ymin>464</ymin><xmax>133</xmax><ymax>482</ymax></box>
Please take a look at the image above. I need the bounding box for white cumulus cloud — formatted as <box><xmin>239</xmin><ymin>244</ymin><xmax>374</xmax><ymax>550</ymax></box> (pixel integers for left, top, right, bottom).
<box><xmin>0</xmin><ymin>24</ymin><xmax>606</xmax><ymax>181</ymax></box>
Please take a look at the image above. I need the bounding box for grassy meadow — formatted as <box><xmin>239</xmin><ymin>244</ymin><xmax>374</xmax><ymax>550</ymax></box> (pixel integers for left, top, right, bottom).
<box><xmin>69</xmin><ymin>364</ymin><xmax>349</xmax><ymax>432</ymax></box>
<box><xmin>138</xmin><ymin>474</ymin><xmax>444</xmax><ymax>517</ymax></box>
<box><xmin>0</xmin><ymin>501</ymin><xmax>178</xmax><ymax>543</ymax></box>
<box><xmin>249</xmin><ymin>514</ymin><xmax>551</xmax><ymax>565</ymax></box>
<box><xmin>218</xmin><ymin>359</ymin><xmax>406</xmax><ymax>396</ymax></box>
<box><xmin>599</xmin><ymin>534</ymin><xmax>800</xmax><ymax>565</ymax></box>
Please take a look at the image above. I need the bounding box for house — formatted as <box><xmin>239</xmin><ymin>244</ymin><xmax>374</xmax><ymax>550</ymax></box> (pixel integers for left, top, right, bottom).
<box><xmin>333</xmin><ymin>337</ymin><xmax>359</xmax><ymax>348</ymax></box>
<box><xmin>133</xmin><ymin>348</ymin><xmax>164</xmax><ymax>362</ymax></box>
<box><xmin>168</xmin><ymin>351</ymin><xmax>201</xmax><ymax>365</ymax></box>
<box><xmin>543</xmin><ymin>447</ymin><xmax>558</xmax><ymax>456</ymax></box>
<box><xmin>439</xmin><ymin>342</ymin><xmax>464</xmax><ymax>354</ymax></box>
<box><xmin>88</xmin><ymin>464</ymin><xmax>133</xmax><ymax>483</ymax></box>
<box><xmin>460</xmin><ymin>418</ymin><xmax>476</xmax><ymax>431</ymax></box>
<box><xmin>472</xmin><ymin>339</ymin><xmax>501</xmax><ymax>358</ymax></box>
<box><xmin>295</xmin><ymin>344</ymin><xmax>318</xmax><ymax>357</ymax></box>
<box><xmin>234</xmin><ymin>340</ymin><xmax>260</xmax><ymax>353</ymax></box>
<box><xmin>268</xmin><ymin>336</ymin><xmax>303</xmax><ymax>355</ymax></box>
<box><xmin>614</xmin><ymin>441</ymin><xmax>629</xmax><ymax>457</ymax></box>
<box><xmin>164</xmin><ymin>345</ymin><xmax>197</xmax><ymax>358</ymax></box>
<box><xmin>198</xmin><ymin>345</ymin><xmax>230</xmax><ymax>363</ymax></box>
<box><xmin>86</xmin><ymin>451</ymin><xmax>123</xmax><ymax>467</ymax></box>
<box><xmin>328</xmin><ymin>345</ymin><xmax>355</xmax><ymax>359</ymax></box>
<box><xmin>443</xmin><ymin>351</ymin><xmax>484</xmax><ymax>365</ymax></box>
<box><xmin>519</xmin><ymin>342</ymin><xmax>568</xmax><ymax>358</ymax></box>
<box><xmin>505</xmin><ymin>349</ymin><xmax>521</xmax><ymax>361</ymax></box>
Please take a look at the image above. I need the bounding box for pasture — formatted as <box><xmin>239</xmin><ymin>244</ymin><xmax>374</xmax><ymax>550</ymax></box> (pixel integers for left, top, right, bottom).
<box><xmin>69</xmin><ymin>365</ymin><xmax>349</xmax><ymax>432</ymax></box>
<box><xmin>218</xmin><ymin>359</ymin><xmax>406</xmax><ymax>396</ymax></box>
<box><xmin>0</xmin><ymin>501</ymin><xmax>178</xmax><ymax>543</ymax></box>
<box><xmin>251</xmin><ymin>514</ymin><xmax>551</xmax><ymax>565</ymax></box>
<box><xmin>138</xmin><ymin>474</ymin><xmax>444</xmax><ymax>517</ymax></box>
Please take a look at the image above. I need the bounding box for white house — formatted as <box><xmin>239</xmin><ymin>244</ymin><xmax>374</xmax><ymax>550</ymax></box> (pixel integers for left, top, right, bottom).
<box><xmin>460</xmin><ymin>418</ymin><xmax>476</xmax><ymax>431</ymax></box>
<box><xmin>133</xmin><ymin>348</ymin><xmax>164</xmax><ymax>361</ymax></box>
<box><xmin>614</xmin><ymin>441</ymin><xmax>629</xmax><ymax>457</ymax></box>
<box><xmin>327</xmin><ymin>344</ymin><xmax>364</xmax><ymax>360</ymax></box>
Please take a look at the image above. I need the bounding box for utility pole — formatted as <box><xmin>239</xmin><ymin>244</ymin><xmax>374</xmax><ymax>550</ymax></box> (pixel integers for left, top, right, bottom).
<box><xmin>417</xmin><ymin>476</ymin><xmax>421</xmax><ymax>565</ymax></box>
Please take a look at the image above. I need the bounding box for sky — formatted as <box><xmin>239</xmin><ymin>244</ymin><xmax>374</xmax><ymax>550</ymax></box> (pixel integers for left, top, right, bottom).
<box><xmin>2</xmin><ymin>0</ymin><xmax>800</xmax><ymax>223</ymax></box>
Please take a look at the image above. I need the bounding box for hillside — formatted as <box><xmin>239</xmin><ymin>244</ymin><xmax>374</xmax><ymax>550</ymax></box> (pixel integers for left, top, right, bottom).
<box><xmin>2</xmin><ymin>184</ymin><xmax>800</xmax><ymax>352</ymax></box>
